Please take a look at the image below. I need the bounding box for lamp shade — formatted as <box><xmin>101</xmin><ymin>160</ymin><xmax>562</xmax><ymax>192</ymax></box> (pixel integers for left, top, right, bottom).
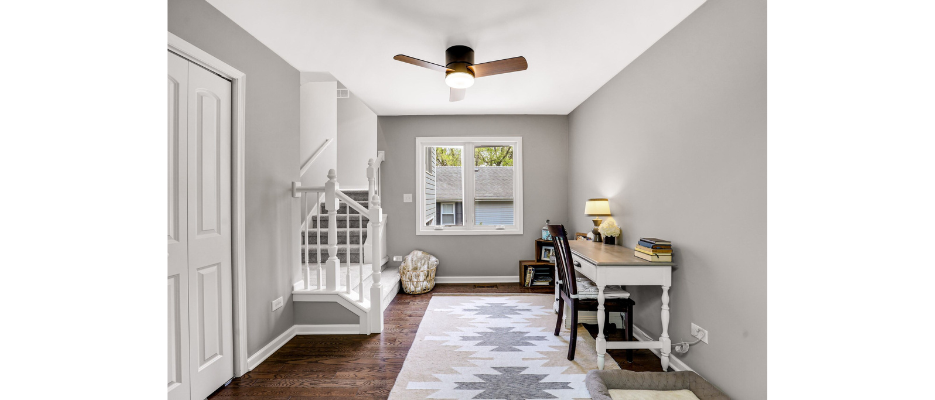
<box><xmin>584</xmin><ymin>198</ymin><xmax>611</xmax><ymax>216</ymax></box>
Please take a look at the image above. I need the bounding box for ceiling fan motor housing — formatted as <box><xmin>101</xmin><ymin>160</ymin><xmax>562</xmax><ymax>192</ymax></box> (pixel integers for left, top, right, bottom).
<box><xmin>446</xmin><ymin>45</ymin><xmax>475</xmax><ymax>77</ymax></box>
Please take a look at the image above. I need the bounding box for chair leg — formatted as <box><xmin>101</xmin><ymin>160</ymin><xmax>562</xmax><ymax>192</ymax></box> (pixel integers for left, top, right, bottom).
<box><xmin>605</xmin><ymin>309</ymin><xmax>617</xmax><ymax>334</ymax></box>
<box><xmin>554</xmin><ymin>298</ymin><xmax>564</xmax><ymax>336</ymax></box>
<box><xmin>626</xmin><ymin>303</ymin><xmax>634</xmax><ymax>363</ymax></box>
<box><xmin>568</xmin><ymin>301</ymin><xmax>578</xmax><ymax>360</ymax></box>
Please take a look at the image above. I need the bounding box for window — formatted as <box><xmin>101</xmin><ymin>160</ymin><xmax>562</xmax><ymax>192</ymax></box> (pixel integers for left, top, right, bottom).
<box><xmin>416</xmin><ymin>137</ymin><xmax>523</xmax><ymax>235</ymax></box>
<box><xmin>440</xmin><ymin>203</ymin><xmax>456</xmax><ymax>225</ymax></box>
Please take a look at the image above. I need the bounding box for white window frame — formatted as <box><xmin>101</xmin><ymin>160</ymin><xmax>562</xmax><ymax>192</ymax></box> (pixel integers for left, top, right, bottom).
<box><xmin>440</xmin><ymin>202</ymin><xmax>456</xmax><ymax>225</ymax></box>
<box><xmin>416</xmin><ymin>136</ymin><xmax>524</xmax><ymax>236</ymax></box>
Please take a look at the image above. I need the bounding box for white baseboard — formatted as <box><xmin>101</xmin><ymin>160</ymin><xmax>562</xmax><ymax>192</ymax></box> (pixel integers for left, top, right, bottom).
<box><xmin>247</xmin><ymin>326</ymin><xmax>296</xmax><ymax>371</ymax></box>
<box><xmin>294</xmin><ymin>324</ymin><xmax>361</xmax><ymax>335</ymax></box>
<box><xmin>435</xmin><ymin>275</ymin><xmax>519</xmax><ymax>284</ymax></box>
<box><xmin>247</xmin><ymin>323</ymin><xmax>365</xmax><ymax>371</ymax></box>
<box><xmin>631</xmin><ymin>325</ymin><xmax>694</xmax><ymax>372</ymax></box>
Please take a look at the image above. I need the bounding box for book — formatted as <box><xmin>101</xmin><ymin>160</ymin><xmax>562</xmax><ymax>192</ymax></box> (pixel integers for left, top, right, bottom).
<box><xmin>634</xmin><ymin>251</ymin><xmax>672</xmax><ymax>262</ymax></box>
<box><xmin>637</xmin><ymin>239</ymin><xmax>672</xmax><ymax>249</ymax></box>
<box><xmin>524</xmin><ymin>266</ymin><xmax>535</xmax><ymax>287</ymax></box>
<box><xmin>640</xmin><ymin>238</ymin><xmax>671</xmax><ymax>245</ymax></box>
<box><xmin>635</xmin><ymin>245</ymin><xmax>673</xmax><ymax>255</ymax></box>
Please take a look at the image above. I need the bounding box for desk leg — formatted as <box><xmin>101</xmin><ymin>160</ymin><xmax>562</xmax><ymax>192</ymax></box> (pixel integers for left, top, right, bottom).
<box><xmin>597</xmin><ymin>285</ymin><xmax>607</xmax><ymax>370</ymax></box>
<box><xmin>660</xmin><ymin>285</ymin><xmax>671</xmax><ymax>371</ymax></box>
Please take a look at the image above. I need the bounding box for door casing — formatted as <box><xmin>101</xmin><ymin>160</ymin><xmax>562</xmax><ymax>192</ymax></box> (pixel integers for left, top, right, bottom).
<box><xmin>168</xmin><ymin>32</ymin><xmax>249</xmax><ymax>378</ymax></box>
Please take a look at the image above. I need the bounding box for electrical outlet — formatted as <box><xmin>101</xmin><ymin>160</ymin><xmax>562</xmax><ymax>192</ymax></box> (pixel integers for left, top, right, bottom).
<box><xmin>403</xmin><ymin>194</ymin><xmax>412</xmax><ymax>203</ymax></box>
<box><xmin>691</xmin><ymin>323</ymin><xmax>708</xmax><ymax>344</ymax></box>
<box><xmin>393</xmin><ymin>256</ymin><xmax>403</xmax><ymax>262</ymax></box>
<box><xmin>271</xmin><ymin>296</ymin><xmax>283</xmax><ymax>312</ymax></box>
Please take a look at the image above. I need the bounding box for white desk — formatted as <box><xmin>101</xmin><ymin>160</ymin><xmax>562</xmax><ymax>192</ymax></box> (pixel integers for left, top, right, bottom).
<box><xmin>567</xmin><ymin>240</ymin><xmax>676</xmax><ymax>371</ymax></box>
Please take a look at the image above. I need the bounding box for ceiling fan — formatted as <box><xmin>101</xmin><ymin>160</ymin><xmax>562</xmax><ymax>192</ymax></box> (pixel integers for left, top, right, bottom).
<box><xmin>393</xmin><ymin>45</ymin><xmax>528</xmax><ymax>102</ymax></box>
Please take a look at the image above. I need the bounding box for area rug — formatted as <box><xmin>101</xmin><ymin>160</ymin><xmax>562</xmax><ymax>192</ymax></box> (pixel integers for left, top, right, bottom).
<box><xmin>388</xmin><ymin>294</ymin><xmax>619</xmax><ymax>400</ymax></box>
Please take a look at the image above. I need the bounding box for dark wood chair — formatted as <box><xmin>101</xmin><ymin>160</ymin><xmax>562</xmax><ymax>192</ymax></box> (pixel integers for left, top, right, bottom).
<box><xmin>550</xmin><ymin>224</ymin><xmax>635</xmax><ymax>362</ymax></box>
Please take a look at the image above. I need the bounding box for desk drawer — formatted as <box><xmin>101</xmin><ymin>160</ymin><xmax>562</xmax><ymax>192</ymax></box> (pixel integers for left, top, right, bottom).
<box><xmin>571</xmin><ymin>254</ymin><xmax>597</xmax><ymax>280</ymax></box>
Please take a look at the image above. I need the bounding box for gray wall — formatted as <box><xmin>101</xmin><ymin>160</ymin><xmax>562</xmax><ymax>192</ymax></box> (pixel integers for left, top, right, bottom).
<box><xmin>294</xmin><ymin>302</ymin><xmax>359</xmax><ymax>325</ymax></box>
<box><xmin>337</xmin><ymin>93</ymin><xmax>378</xmax><ymax>190</ymax></box>
<box><xmin>566</xmin><ymin>0</ymin><xmax>765</xmax><ymax>398</ymax></box>
<box><xmin>377</xmin><ymin>115</ymin><xmax>569</xmax><ymax>278</ymax></box>
<box><xmin>169</xmin><ymin>0</ymin><xmax>300</xmax><ymax>356</ymax></box>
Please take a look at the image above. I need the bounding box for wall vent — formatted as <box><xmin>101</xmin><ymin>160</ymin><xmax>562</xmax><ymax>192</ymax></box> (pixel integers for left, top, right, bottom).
<box><xmin>336</xmin><ymin>89</ymin><xmax>350</xmax><ymax>99</ymax></box>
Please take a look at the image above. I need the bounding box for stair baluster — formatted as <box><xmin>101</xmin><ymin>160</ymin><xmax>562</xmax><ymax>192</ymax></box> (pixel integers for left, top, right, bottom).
<box><xmin>316</xmin><ymin>192</ymin><xmax>322</xmax><ymax>290</ymax></box>
<box><xmin>359</xmin><ymin>213</ymin><xmax>364</xmax><ymax>302</ymax></box>
<box><xmin>346</xmin><ymin>209</ymin><xmax>351</xmax><ymax>295</ymax></box>
<box><xmin>324</xmin><ymin>170</ymin><xmax>340</xmax><ymax>291</ymax></box>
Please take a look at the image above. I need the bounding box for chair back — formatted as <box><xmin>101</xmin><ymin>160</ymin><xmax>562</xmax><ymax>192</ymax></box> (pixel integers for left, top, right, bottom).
<box><xmin>548</xmin><ymin>224</ymin><xmax>578</xmax><ymax>298</ymax></box>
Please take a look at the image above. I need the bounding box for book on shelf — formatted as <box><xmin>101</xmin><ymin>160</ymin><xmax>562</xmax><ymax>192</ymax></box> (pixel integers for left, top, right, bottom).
<box><xmin>531</xmin><ymin>276</ymin><xmax>553</xmax><ymax>286</ymax></box>
<box><xmin>635</xmin><ymin>245</ymin><xmax>673</xmax><ymax>255</ymax></box>
<box><xmin>524</xmin><ymin>266</ymin><xmax>535</xmax><ymax>287</ymax></box>
<box><xmin>634</xmin><ymin>251</ymin><xmax>672</xmax><ymax>262</ymax></box>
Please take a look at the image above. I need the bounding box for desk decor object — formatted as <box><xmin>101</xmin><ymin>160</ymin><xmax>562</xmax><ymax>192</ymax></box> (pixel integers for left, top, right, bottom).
<box><xmin>598</xmin><ymin>220</ymin><xmax>621</xmax><ymax>245</ymax></box>
<box><xmin>634</xmin><ymin>238</ymin><xmax>673</xmax><ymax>262</ymax></box>
<box><xmin>541</xmin><ymin>219</ymin><xmax>553</xmax><ymax>240</ymax></box>
<box><xmin>585</xmin><ymin>198</ymin><xmax>612</xmax><ymax>242</ymax></box>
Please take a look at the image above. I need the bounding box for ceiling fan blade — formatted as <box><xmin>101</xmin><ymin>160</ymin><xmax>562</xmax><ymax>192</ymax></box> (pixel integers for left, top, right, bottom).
<box><xmin>393</xmin><ymin>54</ymin><xmax>447</xmax><ymax>72</ymax></box>
<box><xmin>449</xmin><ymin>88</ymin><xmax>466</xmax><ymax>102</ymax></box>
<box><xmin>469</xmin><ymin>56</ymin><xmax>528</xmax><ymax>78</ymax></box>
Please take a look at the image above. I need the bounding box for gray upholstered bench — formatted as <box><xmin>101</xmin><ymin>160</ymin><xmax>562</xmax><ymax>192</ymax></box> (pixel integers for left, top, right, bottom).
<box><xmin>586</xmin><ymin>370</ymin><xmax>729</xmax><ymax>400</ymax></box>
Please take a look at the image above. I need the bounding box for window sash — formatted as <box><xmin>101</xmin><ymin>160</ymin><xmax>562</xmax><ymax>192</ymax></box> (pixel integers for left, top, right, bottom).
<box><xmin>416</xmin><ymin>137</ymin><xmax>523</xmax><ymax>236</ymax></box>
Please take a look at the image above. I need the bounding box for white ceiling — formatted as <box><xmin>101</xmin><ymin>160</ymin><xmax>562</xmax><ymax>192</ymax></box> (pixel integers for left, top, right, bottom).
<box><xmin>206</xmin><ymin>0</ymin><xmax>706</xmax><ymax>116</ymax></box>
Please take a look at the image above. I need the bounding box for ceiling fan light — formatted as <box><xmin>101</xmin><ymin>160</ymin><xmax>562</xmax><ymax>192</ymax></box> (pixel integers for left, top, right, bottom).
<box><xmin>445</xmin><ymin>71</ymin><xmax>474</xmax><ymax>89</ymax></box>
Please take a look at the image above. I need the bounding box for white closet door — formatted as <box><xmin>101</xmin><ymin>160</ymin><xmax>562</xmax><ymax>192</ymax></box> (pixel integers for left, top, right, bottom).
<box><xmin>186</xmin><ymin>61</ymin><xmax>233</xmax><ymax>400</ymax></box>
<box><xmin>167</xmin><ymin>51</ymin><xmax>191</xmax><ymax>400</ymax></box>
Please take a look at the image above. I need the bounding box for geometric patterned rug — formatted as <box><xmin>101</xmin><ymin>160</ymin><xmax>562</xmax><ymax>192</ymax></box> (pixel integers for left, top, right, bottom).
<box><xmin>388</xmin><ymin>295</ymin><xmax>620</xmax><ymax>400</ymax></box>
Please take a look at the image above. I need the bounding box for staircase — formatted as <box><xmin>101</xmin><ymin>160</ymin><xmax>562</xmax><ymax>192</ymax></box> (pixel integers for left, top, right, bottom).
<box><xmin>299</xmin><ymin>189</ymin><xmax>397</xmax><ymax>298</ymax></box>
<box><xmin>291</xmin><ymin>154</ymin><xmax>396</xmax><ymax>334</ymax></box>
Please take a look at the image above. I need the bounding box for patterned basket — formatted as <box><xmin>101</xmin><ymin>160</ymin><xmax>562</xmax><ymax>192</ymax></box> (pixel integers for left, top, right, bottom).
<box><xmin>400</xmin><ymin>250</ymin><xmax>438</xmax><ymax>294</ymax></box>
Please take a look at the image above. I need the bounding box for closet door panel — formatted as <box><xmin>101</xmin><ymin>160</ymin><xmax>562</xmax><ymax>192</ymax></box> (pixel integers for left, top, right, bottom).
<box><xmin>167</xmin><ymin>51</ymin><xmax>190</xmax><ymax>400</ymax></box>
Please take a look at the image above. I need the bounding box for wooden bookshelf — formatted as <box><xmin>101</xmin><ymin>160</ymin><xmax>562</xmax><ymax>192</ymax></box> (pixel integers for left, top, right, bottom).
<box><xmin>519</xmin><ymin>260</ymin><xmax>555</xmax><ymax>288</ymax></box>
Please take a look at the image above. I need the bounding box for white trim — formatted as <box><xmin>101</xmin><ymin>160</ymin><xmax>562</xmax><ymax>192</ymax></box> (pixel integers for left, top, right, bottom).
<box><xmin>382</xmin><ymin>279</ymin><xmax>400</xmax><ymax>312</ymax></box>
<box><xmin>246</xmin><ymin>326</ymin><xmax>295</xmax><ymax>371</ymax></box>
<box><xmin>632</xmin><ymin>325</ymin><xmax>694</xmax><ymax>372</ymax></box>
<box><xmin>300</xmin><ymin>138</ymin><xmax>333</xmax><ymax>178</ymax></box>
<box><xmin>415</xmin><ymin>137</ymin><xmax>524</xmax><ymax>236</ymax></box>
<box><xmin>169</xmin><ymin>32</ymin><xmax>250</xmax><ymax>378</ymax></box>
<box><xmin>434</xmin><ymin>275</ymin><xmax>520</xmax><ymax>284</ymax></box>
<box><xmin>295</xmin><ymin>324</ymin><xmax>362</xmax><ymax>335</ymax></box>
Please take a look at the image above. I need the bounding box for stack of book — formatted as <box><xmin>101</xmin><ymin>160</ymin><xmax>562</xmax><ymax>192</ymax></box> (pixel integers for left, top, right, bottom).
<box><xmin>524</xmin><ymin>265</ymin><xmax>554</xmax><ymax>287</ymax></box>
<box><xmin>635</xmin><ymin>238</ymin><xmax>673</xmax><ymax>262</ymax></box>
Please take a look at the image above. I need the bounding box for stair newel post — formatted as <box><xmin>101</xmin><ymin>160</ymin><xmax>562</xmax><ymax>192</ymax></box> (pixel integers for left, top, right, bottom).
<box><xmin>369</xmin><ymin>194</ymin><xmax>384</xmax><ymax>333</ymax></box>
<box><xmin>303</xmin><ymin>192</ymin><xmax>310</xmax><ymax>290</ymax></box>
<box><xmin>325</xmin><ymin>169</ymin><xmax>340</xmax><ymax>291</ymax></box>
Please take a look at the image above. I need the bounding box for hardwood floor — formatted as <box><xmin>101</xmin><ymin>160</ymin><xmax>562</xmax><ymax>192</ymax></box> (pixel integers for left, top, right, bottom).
<box><xmin>209</xmin><ymin>283</ymin><xmax>667</xmax><ymax>399</ymax></box>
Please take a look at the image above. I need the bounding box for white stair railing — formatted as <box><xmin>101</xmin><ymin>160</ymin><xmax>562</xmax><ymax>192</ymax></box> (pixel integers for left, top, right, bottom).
<box><xmin>293</xmin><ymin>157</ymin><xmax>388</xmax><ymax>334</ymax></box>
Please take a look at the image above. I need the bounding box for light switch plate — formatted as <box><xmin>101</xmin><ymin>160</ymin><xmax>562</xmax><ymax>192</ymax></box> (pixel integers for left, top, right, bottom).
<box><xmin>403</xmin><ymin>194</ymin><xmax>412</xmax><ymax>202</ymax></box>
<box><xmin>272</xmin><ymin>296</ymin><xmax>283</xmax><ymax>312</ymax></box>
<box><xmin>393</xmin><ymin>256</ymin><xmax>403</xmax><ymax>262</ymax></box>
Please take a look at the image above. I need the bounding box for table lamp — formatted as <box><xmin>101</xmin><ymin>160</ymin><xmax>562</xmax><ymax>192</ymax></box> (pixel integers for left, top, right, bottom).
<box><xmin>584</xmin><ymin>198</ymin><xmax>611</xmax><ymax>243</ymax></box>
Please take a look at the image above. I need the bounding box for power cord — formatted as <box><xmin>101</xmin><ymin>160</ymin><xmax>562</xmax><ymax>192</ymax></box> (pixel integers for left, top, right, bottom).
<box><xmin>673</xmin><ymin>334</ymin><xmax>705</xmax><ymax>354</ymax></box>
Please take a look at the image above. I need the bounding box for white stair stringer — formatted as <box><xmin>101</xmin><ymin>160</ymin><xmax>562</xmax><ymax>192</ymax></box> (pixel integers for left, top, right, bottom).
<box><xmin>293</xmin><ymin>264</ymin><xmax>400</xmax><ymax>334</ymax></box>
